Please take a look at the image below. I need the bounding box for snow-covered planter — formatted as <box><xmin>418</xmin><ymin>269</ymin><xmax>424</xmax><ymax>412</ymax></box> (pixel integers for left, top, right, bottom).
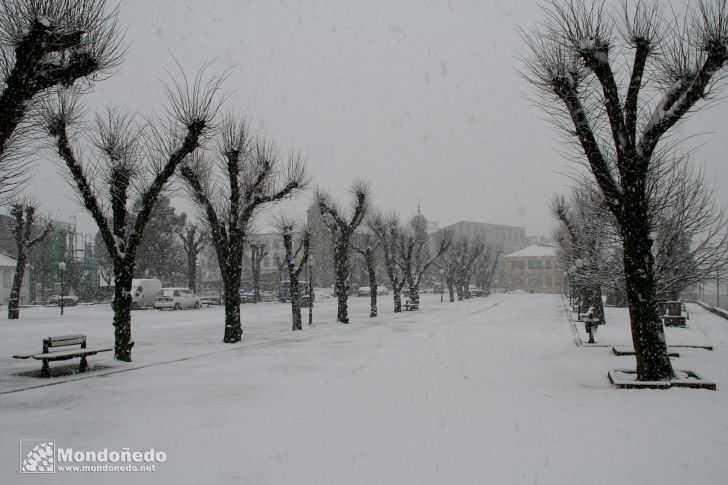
<box><xmin>608</xmin><ymin>369</ymin><xmax>716</xmax><ymax>390</ymax></box>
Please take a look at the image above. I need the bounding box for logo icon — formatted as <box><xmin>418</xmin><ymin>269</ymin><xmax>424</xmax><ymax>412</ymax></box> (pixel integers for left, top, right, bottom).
<box><xmin>20</xmin><ymin>440</ymin><xmax>55</xmax><ymax>474</ymax></box>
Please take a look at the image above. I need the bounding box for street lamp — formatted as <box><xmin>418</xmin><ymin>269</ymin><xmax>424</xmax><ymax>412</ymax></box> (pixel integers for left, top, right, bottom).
<box><xmin>308</xmin><ymin>256</ymin><xmax>315</xmax><ymax>326</ymax></box>
<box><xmin>439</xmin><ymin>269</ymin><xmax>445</xmax><ymax>303</ymax></box>
<box><xmin>58</xmin><ymin>261</ymin><xmax>66</xmax><ymax>316</ymax></box>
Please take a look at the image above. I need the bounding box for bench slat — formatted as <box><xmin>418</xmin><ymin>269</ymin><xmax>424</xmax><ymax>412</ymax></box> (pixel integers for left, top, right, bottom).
<box><xmin>46</xmin><ymin>334</ymin><xmax>86</xmax><ymax>347</ymax></box>
<box><xmin>29</xmin><ymin>347</ymin><xmax>112</xmax><ymax>361</ymax></box>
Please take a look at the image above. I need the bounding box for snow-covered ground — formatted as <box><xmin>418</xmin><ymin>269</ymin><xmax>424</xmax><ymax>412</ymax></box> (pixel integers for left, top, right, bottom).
<box><xmin>2</xmin><ymin>293</ymin><xmax>728</xmax><ymax>484</ymax></box>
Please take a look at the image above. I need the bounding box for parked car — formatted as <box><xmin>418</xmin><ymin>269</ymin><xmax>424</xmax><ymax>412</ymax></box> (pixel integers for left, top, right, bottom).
<box><xmin>153</xmin><ymin>288</ymin><xmax>200</xmax><ymax>310</ymax></box>
<box><xmin>468</xmin><ymin>286</ymin><xmax>487</xmax><ymax>297</ymax></box>
<box><xmin>239</xmin><ymin>291</ymin><xmax>255</xmax><ymax>304</ymax></box>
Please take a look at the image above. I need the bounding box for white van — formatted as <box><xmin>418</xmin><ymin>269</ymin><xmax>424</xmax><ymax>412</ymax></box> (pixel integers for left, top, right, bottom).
<box><xmin>130</xmin><ymin>279</ymin><xmax>162</xmax><ymax>309</ymax></box>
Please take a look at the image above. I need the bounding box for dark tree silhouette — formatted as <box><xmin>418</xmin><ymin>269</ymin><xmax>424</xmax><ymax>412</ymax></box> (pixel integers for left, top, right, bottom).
<box><xmin>177</xmin><ymin>216</ymin><xmax>206</xmax><ymax>293</ymax></box>
<box><xmin>370</xmin><ymin>211</ymin><xmax>408</xmax><ymax>313</ymax></box>
<box><xmin>41</xmin><ymin>69</ymin><xmax>223</xmax><ymax>361</ymax></box>
<box><xmin>522</xmin><ymin>0</ymin><xmax>728</xmax><ymax>381</ymax></box>
<box><xmin>181</xmin><ymin>115</ymin><xmax>307</xmax><ymax>343</ymax></box>
<box><xmin>249</xmin><ymin>240</ymin><xmax>267</xmax><ymax>303</ymax></box>
<box><xmin>276</xmin><ymin>216</ymin><xmax>310</xmax><ymax>331</ymax></box>
<box><xmin>0</xmin><ymin>0</ymin><xmax>124</xmax><ymax>202</ymax></box>
<box><xmin>316</xmin><ymin>180</ymin><xmax>369</xmax><ymax>323</ymax></box>
<box><xmin>353</xmin><ymin>231</ymin><xmax>380</xmax><ymax>318</ymax></box>
<box><xmin>7</xmin><ymin>202</ymin><xmax>52</xmax><ymax>319</ymax></box>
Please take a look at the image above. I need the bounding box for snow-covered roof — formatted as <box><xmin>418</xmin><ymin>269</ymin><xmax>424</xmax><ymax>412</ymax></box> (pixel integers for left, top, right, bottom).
<box><xmin>505</xmin><ymin>243</ymin><xmax>557</xmax><ymax>258</ymax></box>
<box><xmin>0</xmin><ymin>252</ymin><xmax>17</xmax><ymax>267</ymax></box>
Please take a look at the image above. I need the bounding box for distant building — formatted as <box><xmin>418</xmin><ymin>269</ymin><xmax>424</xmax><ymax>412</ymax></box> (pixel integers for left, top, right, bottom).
<box><xmin>196</xmin><ymin>228</ymin><xmax>303</xmax><ymax>295</ymax></box>
<box><xmin>433</xmin><ymin>220</ymin><xmax>527</xmax><ymax>289</ymax></box>
<box><xmin>503</xmin><ymin>243</ymin><xmax>563</xmax><ymax>294</ymax></box>
<box><xmin>0</xmin><ymin>252</ymin><xmax>30</xmax><ymax>305</ymax></box>
<box><xmin>437</xmin><ymin>221</ymin><xmax>526</xmax><ymax>255</ymax></box>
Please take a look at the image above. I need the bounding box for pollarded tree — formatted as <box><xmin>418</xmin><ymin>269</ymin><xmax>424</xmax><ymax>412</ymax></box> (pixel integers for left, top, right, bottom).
<box><xmin>441</xmin><ymin>237</ymin><xmax>484</xmax><ymax>301</ymax></box>
<box><xmin>552</xmin><ymin>191</ymin><xmax>607</xmax><ymax>324</ymax></box>
<box><xmin>181</xmin><ymin>116</ymin><xmax>307</xmax><ymax>343</ymax></box>
<box><xmin>522</xmin><ymin>0</ymin><xmax>728</xmax><ymax>381</ymax></box>
<box><xmin>177</xmin><ymin>215</ymin><xmax>206</xmax><ymax>293</ymax></box>
<box><xmin>353</xmin><ymin>230</ymin><xmax>380</xmax><ymax>318</ymax></box>
<box><xmin>369</xmin><ymin>211</ymin><xmax>408</xmax><ymax>312</ymax></box>
<box><xmin>275</xmin><ymin>215</ymin><xmax>310</xmax><ymax>331</ymax></box>
<box><xmin>400</xmin><ymin>223</ymin><xmax>450</xmax><ymax>305</ymax></box>
<box><xmin>0</xmin><ymin>0</ymin><xmax>124</xmax><ymax>202</ymax></box>
<box><xmin>248</xmin><ymin>240</ymin><xmax>267</xmax><ymax>303</ymax></box>
<box><xmin>474</xmin><ymin>245</ymin><xmax>501</xmax><ymax>295</ymax></box>
<box><xmin>316</xmin><ymin>180</ymin><xmax>369</xmax><ymax>324</ymax></box>
<box><xmin>7</xmin><ymin>201</ymin><xmax>52</xmax><ymax>319</ymax></box>
<box><xmin>41</xmin><ymin>69</ymin><xmax>223</xmax><ymax>361</ymax></box>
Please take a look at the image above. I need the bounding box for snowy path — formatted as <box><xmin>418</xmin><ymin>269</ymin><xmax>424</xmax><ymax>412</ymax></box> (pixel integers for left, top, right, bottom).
<box><xmin>2</xmin><ymin>294</ymin><xmax>728</xmax><ymax>484</ymax></box>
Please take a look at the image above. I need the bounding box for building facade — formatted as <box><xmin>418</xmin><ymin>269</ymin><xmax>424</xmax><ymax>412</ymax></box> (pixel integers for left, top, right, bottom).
<box><xmin>0</xmin><ymin>252</ymin><xmax>30</xmax><ymax>305</ymax></box>
<box><xmin>503</xmin><ymin>243</ymin><xmax>564</xmax><ymax>294</ymax></box>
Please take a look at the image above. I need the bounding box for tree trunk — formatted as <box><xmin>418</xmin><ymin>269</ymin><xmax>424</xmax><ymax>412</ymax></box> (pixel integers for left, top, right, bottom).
<box><xmin>365</xmin><ymin>249</ymin><xmax>377</xmax><ymax>318</ymax></box>
<box><xmin>621</xmin><ymin>222</ymin><xmax>674</xmax><ymax>380</ymax></box>
<box><xmin>222</xmin><ymin>274</ymin><xmax>242</xmax><ymax>342</ymax></box>
<box><xmin>112</xmin><ymin>267</ymin><xmax>134</xmax><ymax>361</ymax></box>
<box><xmin>8</xmin><ymin>247</ymin><xmax>27</xmax><ymax>319</ymax></box>
<box><xmin>252</xmin><ymin>264</ymin><xmax>261</xmax><ymax>303</ymax></box>
<box><xmin>290</xmin><ymin>272</ymin><xmax>302</xmax><ymax>331</ymax></box>
<box><xmin>334</xmin><ymin>243</ymin><xmax>349</xmax><ymax>323</ymax></box>
<box><xmin>220</xmin><ymin>245</ymin><xmax>244</xmax><ymax>342</ymax></box>
<box><xmin>187</xmin><ymin>250</ymin><xmax>197</xmax><ymax>293</ymax></box>
<box><xmin>393</xmin><ymin>290</ymin><xmax>402</xmax><ymax>313</ymax></box>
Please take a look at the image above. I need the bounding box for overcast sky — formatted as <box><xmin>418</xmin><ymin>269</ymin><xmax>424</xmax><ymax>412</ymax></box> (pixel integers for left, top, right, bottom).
<box><xmin>27</xmin><ymin>0</ymin><xmax>728</xmax><ymax>238</ymax></box>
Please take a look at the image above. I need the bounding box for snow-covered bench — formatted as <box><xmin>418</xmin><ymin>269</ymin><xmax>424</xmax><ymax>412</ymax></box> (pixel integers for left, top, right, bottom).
<box><xmin>404</xmin><ymin>300</ymin><xmax>419</xmax><ymax>311</ymax></box>
<box><xmin>13</xmin><ymin>334</ymin><xmax>112</xmax><ymax>378</ymax></box>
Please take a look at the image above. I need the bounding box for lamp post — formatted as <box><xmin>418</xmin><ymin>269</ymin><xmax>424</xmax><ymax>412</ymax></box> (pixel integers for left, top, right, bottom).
<box><xmin>439</xmin><ymin>269</ymin><xmax>445</xmax><ymax>303</ymax></box>
<box><xmin>308</xmin><ymin>256</ymin><xmax>315</xmax><ymax>326</ymax></box>
<box><xmin>58</xmin><ymin>261</ymin><xmax>66</xmax><ymax>316</ymax></box>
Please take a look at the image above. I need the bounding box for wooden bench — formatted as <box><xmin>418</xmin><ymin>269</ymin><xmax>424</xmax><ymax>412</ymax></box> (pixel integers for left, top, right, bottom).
<box><xmin>13</xmin><ymin>334</ymin><xmax>112</xmax><ymax>378</ymax></box>
<box><xmin>404</xmin><ymin>300</ymin><xmax>419</xmax><ymax>311</ymax></box>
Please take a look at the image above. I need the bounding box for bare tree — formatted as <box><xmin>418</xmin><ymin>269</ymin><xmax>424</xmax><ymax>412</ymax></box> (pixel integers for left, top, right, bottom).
<box><xmin>401</xmin><ymin>223</ymin><xmax>449</xmax><ymax>305</ymax></box>
<box><xmin>316</xmin><ymin>180</ymin><xmax>369</xmax><ymax>323</ymax></box>
<box><xmin>7</xmin><ymin>201</ymin><xmax>52</xmax><ymax>319</ymax></box>
<box><xmin>248</xmin><ymin>240</ymin><xmax>267</xmax><ymax>303</ymax></box>
<box><xmin>41</xmin><ymin>69</ymin><xmax>223</xmax><ymax>361</ymax></box>
<box><xmin>181</xmin><ymin>115</ymin><xmax>307</xmax><ymax>343</ymax></box>
<box><xmin>522</xmin><ymin>0</ymin><xmax>728</xmax><ymax>381</ymax></box>
<box><xmin>557</xmin><ymin>158</ymin><xmax>728</xmax><ymax>308</ymax></box>
<box><xmin>440</xmin><ymin>237</ymin><xmax>484</xmax><ymax>301</ymax></box>
<box><xmin>353</xmin><ymin>230</ymin><xmax>380</xmax><ymax>318</ymax></box>
<box><xmin>474</xmin><ymin>246</ymin><xmax>501</xmax><ymax>295</ymax></box>
<box><xmin>177</xmin><ymin>215</ymin><xmax>206</xmax><ymax>293</ymax></box>
<box><xmin>275</xmin><ymin>215</ymin><xmax>310</xmax><ymax>331</ymax></box>
<box><xmin>552</xmin><ymin>192</ymin><xmax>607</xmax><ymax>325</ymax></box>
<box><xmin>0</xmin><ymin>0</ymin><xmax>124</xmax><ymax>201</ymax></box>
<box><xmin>370</xmin><ymin>211</ymin><xmax>409</xmax><ymax>312</ymax></box>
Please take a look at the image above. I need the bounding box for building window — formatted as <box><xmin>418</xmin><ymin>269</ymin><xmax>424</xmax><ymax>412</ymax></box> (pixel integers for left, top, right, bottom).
<box><xmin>511</xmin><ymin>260</ymin><xmax>525</xmax><ymax>271</ymax></box>
<box><xmin>3</xmin><ymin>271</ymin><xmax>11</xmax><ymax>288</ymax></box>
<box><xmin>545</xmin><ymin>259</ymin><xmax>552</xmax><ymax>269</ymax></box>
<box><xmin>528</xmin><ymin>259</ymin><xmax>543</xmax><ymax>270</ymax></box>
<box><xmin>528</xmin><ymin>277</ymin><xmax>542</xmax><ymax>287</ymax></box>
